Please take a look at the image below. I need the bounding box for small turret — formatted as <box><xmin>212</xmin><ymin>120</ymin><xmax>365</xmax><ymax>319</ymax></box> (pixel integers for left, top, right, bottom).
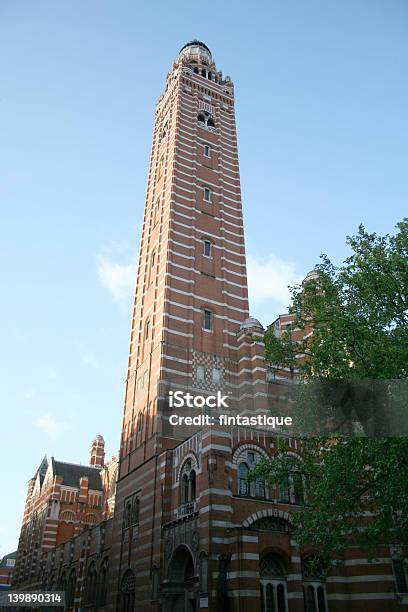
<box><xmin>89</xmin><ymin>435</ymin><xmax>105</xmax><ymax>468</ymax></box>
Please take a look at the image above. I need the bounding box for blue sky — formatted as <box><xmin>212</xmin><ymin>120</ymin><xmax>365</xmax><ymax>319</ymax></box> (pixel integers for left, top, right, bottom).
<box><xmin>0</xmin><ymin>0</ymin><xmax>407</xmax><ymax>557</ymax></box>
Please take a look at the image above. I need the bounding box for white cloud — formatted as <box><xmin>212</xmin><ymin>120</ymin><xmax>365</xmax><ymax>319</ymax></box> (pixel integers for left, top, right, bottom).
<box><xmin>97</xmin><ymin>254</ymin><xmax>137</xmax><ymax>303</ymax></box>
<box><xmin>96</xmin><ymin>241</ymin><xmax>302</xmax><ymax>324</ymax></box>
<box><xmin>34</xmin><ymin>413</ymin><xmax>65</xmax><ymax>440</ymax></box>
<box><xmin>247</xmin><ymin>253</ymin><xmax>303</xmax><ymax>321</ymax></box>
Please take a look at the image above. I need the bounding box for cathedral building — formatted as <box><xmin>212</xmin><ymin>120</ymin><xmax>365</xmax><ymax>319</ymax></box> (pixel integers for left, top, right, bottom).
<box><xmin>13</xmin><ymin>436</ymin><xmax>117</xmax><ymax>589</ymax></box>
<box><xmin>12</xmin><ymin>41</ymin><xmax>407</xmax><ymax>611</ymax></box>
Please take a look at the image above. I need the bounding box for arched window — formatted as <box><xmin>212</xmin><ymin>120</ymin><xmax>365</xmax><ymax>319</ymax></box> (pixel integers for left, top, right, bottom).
<box><xmin>180</xmin><ymin>460</ymin><xmax>196</xmax><ymax>503</ymax></box>
<box><xmin>84</xmin><ymin>513</ymin><xmax>98</xmax><ymax>525</ymax></box>
<box><xmin>201</xmin><ymin>69</ymin><xmax>207</xmax><ymax>77</ymax></box>
<box><xmin>132</xmin><ymin>497</ymin><xmax>140</xmax><ymax>525</ymax></box>
<box><xmin>189</xmin><ymin>469</ymin><xmax>196</xmax><ymax>501</ymax></box>
<box><xmin>85</xmin><ymin>561</ymin><xmax>97</xmax><ymax>605</ymax></box>
<box><xmin>120</xmin><ymin>569</ymin><xmax>136</xmax><ymax>612</ymax></box>
<box><xmin>250</xmin><ymin>517</ymin><xmax>289</xmax><ymax>534</ymax></box>
<box><xmin>59</xmin><ymin>571</ymin><xmax>67</xmax><ymax>592</ymax></box>
<box><xmin>278</xmin><ymin>459</ymin><xmax>304</xmax><ymax>504</ymax></box>
<box><xmin>260</xmin><ymin>554</ymin><xmax>287</xmax><ymax>612</ymax></box>
<box><xmin>124</xmin><ymin>500</ymin><xmax>132</xmax><ymax>529</ymax></box>
<box><xmin>98</xmin><ymin>557</ymin><xmax>109</xmax><ymax>605</ymax></box>
<box><xmin>182</xmin><ymin>473</ymin><xmax>189</xmax><ymax>503</ymax></box>
<box><xmin>179</xmin><ymin>459</ymin><xmax>197</xmax><ymax>516</ymax></box>
<box><xmin>237</xmin><ymin>449</ymin><xmax>266</xmax><ymax>499</ymax></box>
<box><xmin>60</xmin><ymin>510</ymin><xmax>75</xmax><ymax>523</ymax></box>
<box><xmin>199</xmin><ymin>552</ymin><xmax>208</xmax><ymax>592</ymax></box>
<box><xmin>193</xmin><ymin>67</ymin><xmax>199</xmax><ymax>74</ymax></box>
<box><xmin>302</xmin><ymin>555</ymin><xmax>327</xmax><ymax>612</ymax></box>
<box><xmin>66</xmin><ymin>569</ymin><xmax>76</xmax><ymax>609</ymax></box>
<box><xmin>238</xmin><ymin>462</ymin><xmax>249</xmax><ymax>496</ymax></box>
<box><xmin>151</xmin><ymin>565</ymin><xmax>159</xmax><ymax>600</ymax></box>
<box><xmin>197</xmin><ymin>111</ymin><xmax>216</xmax><ymax>129</ymax></box>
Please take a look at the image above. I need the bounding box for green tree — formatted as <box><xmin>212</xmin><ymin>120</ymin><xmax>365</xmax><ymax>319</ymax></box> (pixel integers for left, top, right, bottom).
<box><xmin>265</xmin><ymin>219</ymin><xmax>408</xmax><ymax>380</ymax></box>
<box><xmin>255</xmin><ymin>220</ymin><xmax>408</xmax><ymax>560</ymax></box>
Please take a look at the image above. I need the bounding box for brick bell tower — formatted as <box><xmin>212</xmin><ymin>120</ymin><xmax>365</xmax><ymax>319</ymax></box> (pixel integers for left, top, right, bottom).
<box><xmin>109</xmin><ymin>40</ymin><xmax>269</xmax><ymax>610</ymax></box>
<box><xmin>118</xmin><ymin>40</ymin><xmax>268</xmax><ymax>472</ymax></box>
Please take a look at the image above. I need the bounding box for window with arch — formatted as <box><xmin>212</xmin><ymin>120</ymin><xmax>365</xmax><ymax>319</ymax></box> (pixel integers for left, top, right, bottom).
<box><xmin>58</xmin><ymin>571</ymin><xmax>67</xmax><ymax>592</ymax></box>
<box><xmin>84</xmin><ymin>513</ymin><xmax>98</xmax><ymax>525</ymax></box>
<box><xmin>238</xmin><ymin>462</ymin><xmax>249</xmax><ymax>496</ymax></box>
<box><xmin>302</xmin><ymin>555</ymin><xmax>327</xmax><ymax>612</ymax></box>
<box><xmin>278</xmin><ymin>459</ymin><xmax>305</xmax><ymax>505</ymax></box>
<box><xmin>120</xmin><ymin>569</ymin><xmax>136</xmax><ymax>612</ymax></box>
<box><xmin>250</xmin><ymin>517</ymin><xmax>289</xmax><ymax>534</ymax></box>
<box><xmin>85</xmin><ymin>561</ymin><xmax>97</xmax><ymax>605</ymax></box>
<box><xmin>66</xmin><ymin>569</ymin><xmax>76</xmax><ymax>609</ymax></box>
<box><xmin>199</xmin><ymin>552</ymin><xmax>209</xmax><ymax>592</ymax></box>
<box><xmin>180</xmin><ymin>459</ymin><xmax>196</xmax><ymax>504</ymax></box>
<box><xmin>151</xmin><ymin>565</ymin><xmax>159</xmax><ymax>600</ymax></box>
<box><xmin>132</xmin><ymin>497</ymin><xmax>140</xmax><ymax>526</ymax></box>
<box><xmin>260</xmin><ymin>553</ymin><xmax>287</xmax><ymax>612</ymax></box>
<box><xmin>98</xmin><ymin>557</ymin><xmax>109</xmax><ymax>605</ymax></box>
<box><xmin>197</xmin><ymin>110</ymin><xmax>215</xmax><ymax>129</ymax></box>
<box><xmin>123</xmin><ymin>494</ymin><xmax>140</xmax><ymax>530</ymax></box>
<box><xmin>237</xmin><ymin>449</ymin><xmax>266</xmax><ymax>498</ymax></box>
<box><xmin>60</xmin><ymin>510</ymin><xmax>75</xmax><ymax>523</ymax></box>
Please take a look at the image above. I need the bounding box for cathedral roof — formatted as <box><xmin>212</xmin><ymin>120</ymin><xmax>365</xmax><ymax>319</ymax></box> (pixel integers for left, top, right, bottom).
<box><xmin>51</xmin><ymin>459</ymin><xmax>103</xmax><ymax>491</ymax></box>
<box><xmin>0</xmin><ymin>551</ymin><xmax>17</xmax><ymax>567</ymax></box>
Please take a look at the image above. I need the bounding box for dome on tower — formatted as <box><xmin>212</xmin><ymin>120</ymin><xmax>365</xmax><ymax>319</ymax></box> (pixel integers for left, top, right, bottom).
<box><xmin>179</xmin><ymin>40</ymin><xmax>212</xmax><ymax>63</ymax></box>
<box><xmin>240</xmin><ymin>317</ymin><xmax>264</xmax><ymax>332</ymax></box>
<box><xmin>302</xmin><ymin>269</ymin><xmax>320</xmax><ymax>284</ymax></box>
<box><xmin>92</xmin><ymin>434</ymin><xmax>105</xmax><ymax>445</ymax></box>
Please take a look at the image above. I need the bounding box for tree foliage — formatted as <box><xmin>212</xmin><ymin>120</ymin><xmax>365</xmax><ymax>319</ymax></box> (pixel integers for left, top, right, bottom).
<box><xmin>250</xmin><ymin>437</ymin><xmax>408</xmax><ymax>562</ymax></box>
<box><xmin>265</xmin><ymin>219</ymin><xmax>408</xmax><ymax>379</ymax></box>
<box><xmin>256</xmin><ymin>220</ymin><xmax>408</xmax><ymax>560</ymax></box>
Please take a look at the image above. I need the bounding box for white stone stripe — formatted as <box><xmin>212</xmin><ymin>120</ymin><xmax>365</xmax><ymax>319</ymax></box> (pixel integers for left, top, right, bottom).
<box><xmin>327</xmin><ymin>594</ymin><xmax>395</xmax><ymax>601</ymax></box>
<box><xmin>165</xmin><ymin>286</ymin><xmax>248</xmax><ymax>313</ymax></box>
<box><xmin>326</xmin><ymin>575</ymin><xmax>394</xmax><ymax>583</ymax></box>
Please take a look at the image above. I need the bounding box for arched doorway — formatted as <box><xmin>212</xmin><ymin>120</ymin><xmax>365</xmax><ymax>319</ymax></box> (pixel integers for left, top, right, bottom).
<box><xmin>165</xmin><ymin>545</ymin><xmax>198</xmax><ymax>612</ymax></box>
<box><xmin>120</xmin><ymin>568</ymin><xmax>136</xmax><ymax>612</ymax></box>
<box><xmin>260</xmin><ymin>553</ymin><xmax>288</xmax><ymax>612</ymax></box>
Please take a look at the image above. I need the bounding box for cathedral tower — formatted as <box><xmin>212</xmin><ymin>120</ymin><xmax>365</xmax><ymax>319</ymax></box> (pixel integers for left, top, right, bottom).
<box><xmin>118</xmin><ymin>40</ymin><xmax>267</xmax><ymax>478</ymax></box>
<box><xmin>109</xmin><ymin>40</ymin><xmax>269</xmax><ymax>610</ymax></box>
